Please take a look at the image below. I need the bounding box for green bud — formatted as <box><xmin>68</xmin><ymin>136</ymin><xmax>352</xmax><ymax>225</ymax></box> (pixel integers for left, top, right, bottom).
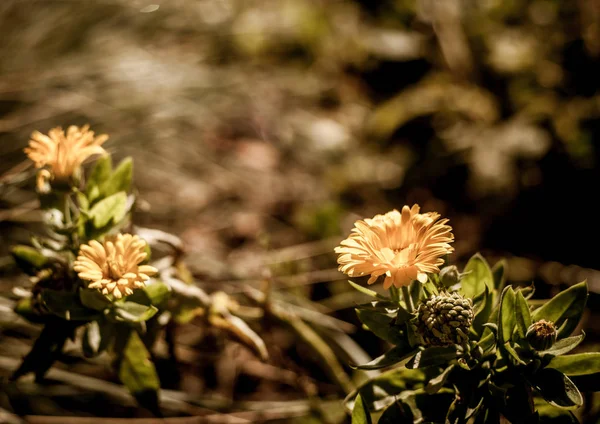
<box><xmin>439</xmin><ymin>265</ymin><xmax>460</xmax><ymax>288</ymax></box>
<box><xmin>526</xmin><ymin>320</ymin><xmax>557</xmax><ymax>351</ymax></box>
<box><xmin>415</xmin><ymin>292</ymin><xmax>474</xmax><ymax>346</ymax></box>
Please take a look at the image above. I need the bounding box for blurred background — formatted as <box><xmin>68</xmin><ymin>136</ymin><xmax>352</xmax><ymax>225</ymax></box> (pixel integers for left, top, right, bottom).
<box><xmin>0</xmin><ymin>0</ymin><xmax>599</xmax><ymax>422</ymax></box>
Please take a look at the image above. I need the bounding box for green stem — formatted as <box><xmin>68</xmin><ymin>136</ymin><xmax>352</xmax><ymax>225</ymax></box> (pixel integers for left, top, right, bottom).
<box><xmin>402</xmin><ymin>286</ymin><xmax>414</xmax><ymax>313</ymax></box>
<box><xmin>389</xmin><ymin>286</ymin><xmax>400</xmax><ymax>303</ymax></box>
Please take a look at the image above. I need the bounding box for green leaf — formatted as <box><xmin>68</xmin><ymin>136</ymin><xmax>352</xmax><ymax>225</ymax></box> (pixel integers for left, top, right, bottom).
<box><xmin>86</xmin><ymin>154</ymin><xmax>113</xmax><ymax>202</ymax></box>
<box><xmin>353</xmin><ymin>345</ymin><xmax>417</xmax><ymax>370</ymax></box>
<box><xmin>101</xmin><ymin>157</ymin><xmax>133</xmax><ymax>199</ymax></box>
<box><xmin>518</xmin><ymin>283</ymin><xmax>535</xmax><ymax>300</ymax></box>
<box><xmin>460</xmin><ymin>253</ymin><xmax>494</xmax><ymax>300</ymax></box>
<box><xmin>82</xmin><ymin>321</ymin><xmax>101</xmax><ymax>357</ymax></box>
<box><xmin>503</xmin><ymin>342</ymin><xmax>526</xmax><ymax>365</ymax></box>
<box><xmin>548</xmin><ymin>353</ymin><xmax>600</xmax><ymax>376</ymax></box>
<box><xmin>446</xmin><ymin>397</ymin><xmax>467</xmax><ymax>424</ymax></box>
<box><xmin>76</xmin><ymin>190</ymin><xmax>90</xmax><ymax>211</ymax></box>
<box><xmin>478</xmin><ymin>326</ymin><xmax>497</xmax><ymax>354</ymax></box>
<box><xmin>14</xmin><ymin>297</ymin><xmax>45</xmax><ymax>323</ymax></box>
<box><xmin>425</xmin><ymin>364</ymin><xmax>454</xmax><ymax>394</ymax></box>
<box><xmin>531</xmin><ymin>281</ymin><xmax>588</xmax><ymax>339</ymax></box>
<box><xmin>11</xmin><ymin>245</ymin><xmax>49</xmax><ymax>275</ymax></box>
<box><xmin>11</xmin><ymin>321</ymin><xmax>74</xmax><ymax>381</ymax></box>
<box><xmin>118</xmin><ymin>331</ymin><xmax>160</xmax><ymax>412</ymax></box>
<box><xmin>347</xmin><ymin>367</ymin><xmax>435</xmax><ymax>412</ymax></box>
<box><xmin>82</xmin><ymin>320</ymin><xmax>114</xmax><ymax>357</ymax></box>
<box><xmin>348</xmin><ymin>280</ymin><xmax>388</xmax><ymax>301</ymax></box>
<box><xmin>355</xmin><ymin>307</ymin><xmax>404</xmax><ymax>345</ymax></box>
<box><xmin>498</xmin><ymin>286</ymin><xmax>516</xmax><ymax>345</ymax></box>
<box><xmin>531</xmin><ymin>368</ymin><xmax>583</xmax><ymax>408</ymax></box>
<box><xmin>515</xmin><ymin>290</ymin><xmax>532</xmax><ymax>341</ymax></box>
<box><xmin>534</xmin><ymin>397</ymin><xmax>578</xmax><ymax>423</ymax></box>
<box><xmin>378</xmin><ymin>401</ymin><xmax>413</xmax><ymax>423</ymax></box>
<box><xmin>89</xmin><ymin>191</ymin><xmax>128</xmax><ymax>228</ymax></box>
<box><xmin>41</xmin><ymin>290</ymin><xmax>101</xmax><ymax>321</ymax></box>
<box><xmin>144</xmin><ymin>281</ymin><xmax>171</xmax><ymax>308</ymax></box>
<box><xmin>352</xmin><ymin>394</ymin><xmax>372</xmax><ymax>424</ymax></box>
<box><xmin>114</xmin><ymin>302</ymin><xmax>158</xmax><ymax>322</ymax></box>
<box><xmin>406</xmin><ymin>346</ymin><xmax>458</xmax><ymax>369</ymax></box>
<box><xmin>538</xmin><ymin>333</ymin><xmax>584</xmax><ymax>357</ymax></box>
<box><xmin>79</xmin><ymin>288</ymin><xmax>111</xmax><ymax>311</ymax></box>
<box><xmin>491</xmin><ymin>259</ymin><xmax>507</xmax><ymax>292</ymax></box>
<box><xmin>472</xmin><ymin>285</ymin><xmax>493</xmax><ymax>337</ymax></box>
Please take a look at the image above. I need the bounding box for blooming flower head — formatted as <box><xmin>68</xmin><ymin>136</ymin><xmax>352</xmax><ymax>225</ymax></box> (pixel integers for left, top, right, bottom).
<box><xmin>24</xmin><ymin>125</ymin><xmax>108</xmax><ymax>182</ymax></box>
<box><xmin>335</xmin><ymin>205</ymin><xmax>454</xmax><ymax>289</ymax></box>
<box><xmin>74</xmin><ymin>234</ymin><xmax>158</xmax><ymax>299</ymax></box>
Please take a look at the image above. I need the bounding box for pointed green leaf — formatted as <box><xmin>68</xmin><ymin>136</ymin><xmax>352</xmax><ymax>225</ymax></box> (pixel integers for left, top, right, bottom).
<box><xmin>11</xmin><ymin>245</ymin><xmax>49</xmax><ymax>275</ymax></box>
<box><xmin>534</xmin><ymin>397</ymin><xmax>578</xmax><ymax>422</ymax></box>
<box><xmin>144</xmin><ymin>281</ymin><xmax>171</xmax><ymax>308</ymax></box>
<box><xmin>531</xmin><ymin>281</ymin><xmax>588</xmax><ymax>339</ymax></box>
<box><xmin>498</xmin><ymin>286</ymin><xmax>516</xmax><ymax>345</ymax></box>
<box><xmin>79</xmin><ymin>288</ymin><xmax>111</xmax><ymax>311</ymax></box>
<box><xmin>406</xmin><ymin>346</ymin><xmax>458</xmax><ymax>369</ymax></box>
<box><xmin>531</xmin><ymin>368</ymin><xmax>583</xmax><ymax>408</ymax></box>
<box><xmin>379</xmin><ymin>401</ymin><xmax>413</xmax><ymax>423</ymax></box>
<box><xmin>101</xmin><ymin>157</ymin><xmax>133</xmax><ymax>198</ymax></box>
<box><xmin>14</xmin><ymin>297</ymin><xmax>45</xmax><ymax>323</ymax></box>
<box><xmin>491</xmin><ymin>259</ymin><xmax>506</xmax><ymax>292</ymax></box>
<box><xmin>503</xmin><ymin>342</ymin><xmax>526</xmax><ymax>365</ymax></box>
<box><xmin>41</xmin><ymin>290</ymin><xmax>101</xmax><ymax>321</ymax></box>
<box><xmin>352</xmin><ymin>394</ymin><xmax>372</xmax><ymax>424</ymax></box>
<box><xmin>446</xmin><ymin>397</ymin><xmax>467</xmax><ymax>424</ymax></box>
<box><xmin>82</xmin><ymin>321</ymin><xmax>101</xmax><ymax>357</ymax></box>
<box><xmin>89</xmin><ymin>191</ymin><xmax>128</xmax><ymax>228</ymax></box>
<box><xmin>518</xmin><ymin>283</ymin><xmax>535</xmax><ymax>300</ymax></box>
<box><xmin>76</xmin><ymin>190</ymin><xmax>90</xmax><ymax>211</ymax></box>
<box><xmin>515</xmin><ymin>290</ymin><xmax>532</xmax><ymax>340</ymax></box>
<box><xmin>460</xmin><ymin>253</ymin><xmax>494</xmax><ymax>300</ymax></box>
<box><xmin>118</xmin><ymin>331</ymin><xmax>160</xmax><ymax>411</ymax></box>
<box><xmin>353</xmin><ymin>345</ymin><xmax>417</xmax><ymax>370</ymax></box>
<box><xmin>425</xmin><ymin>364</ymin><xmax>454</xmax><ymax>394</ymax></box>
<box><xmin>346</xmin><ymin>367</ymin><xmax>435</xmax><ymax>412</ymax></box>
<box><xmin>479</xmin><ymin>325</ymin><xmax>498</xmax><ymax>353</ymax></box>
<box><xmin>86</xmin><ymin>154</ymin><xmax>112</xmax><ymax>202</ymax></box>
<box><xmin>472</xmin><ymin>285</ymin><xmax>493</xmax><ymax>336</ymax></box>
<box><xmin>548</xmin><ymin>353</ymin><xmax>600</xmax><ymax>376</ymax></box>
<box><xmin>538</xmin><ymin>333</ymin><xmax>584</xmax><ymax>357</ymax></box>
<box><xmin>355</xmin><ymin>307</ymin><xmax>405</xmax><ymax>345</ymax></box>
<box><xmin>114</xmin><ymin>302</ymin><xmax>158</xmax><ymax>322</ymax></box>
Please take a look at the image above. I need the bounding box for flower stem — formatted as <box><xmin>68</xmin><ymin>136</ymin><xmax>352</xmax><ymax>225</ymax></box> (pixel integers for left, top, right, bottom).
<box><xmin>389</xmin><ymin>286</ymin><xmax>400</xmax><ymax>303</ymax></box>
<box><xmin>402</xmin><ymin>285</ymin><xmax>414</xmax><ymax>312</ymax></box>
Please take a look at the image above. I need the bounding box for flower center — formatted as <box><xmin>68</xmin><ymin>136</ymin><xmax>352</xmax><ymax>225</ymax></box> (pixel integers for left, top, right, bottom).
<box><xmin>107</xmin><ymin>258</ymin><xmax>124</xmax><ymax>279</ymax></box>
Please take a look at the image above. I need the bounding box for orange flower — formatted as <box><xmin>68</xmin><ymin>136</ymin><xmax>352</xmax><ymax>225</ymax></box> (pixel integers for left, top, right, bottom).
<box><xmin>335</xmin><ymin>205</ymin><xmax>454</xmax><ymax>289</ymax></box>
<box><xmin>24</xmin><ymin>125</ymin><xmax>108</xmax><ymax>181</ymax></box>
<box><xmin>74</xmin><ymin>234</ymin><xmax>158</xmax><ymax>299</ymax></box>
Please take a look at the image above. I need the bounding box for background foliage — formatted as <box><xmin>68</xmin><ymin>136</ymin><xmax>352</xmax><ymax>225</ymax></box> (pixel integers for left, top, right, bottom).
<box><xmin>0</xmin><ymin>0</ymin><xmax>599</xmax><ymax>422</ymax></box>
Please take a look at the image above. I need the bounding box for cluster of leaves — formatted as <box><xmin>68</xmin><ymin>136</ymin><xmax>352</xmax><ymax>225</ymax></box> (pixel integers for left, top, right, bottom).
<box><xmin>8</xmin><ymin>152</ymin><xmax>270</xmax><ymax>415</ymax></box>
<box><xmin>10</xmin><ymin>155</ymin><xmax>171</xmax><ymax>411</ymax></box>
<box><xmin>347</xmin><ymin>254</ymin><xmax>599</xmax><ymax>423</ymax></box>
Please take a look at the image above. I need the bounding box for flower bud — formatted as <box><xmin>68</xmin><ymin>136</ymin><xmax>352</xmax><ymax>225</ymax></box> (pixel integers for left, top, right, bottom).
<box><xmin>439</xmin><ymin>265</ymin><xmax>460</xmax><ymax>288</ymax></box>
<box><xmin>526</xmin><ymin>319</ymin><xmax>557</xmax><ymax>351</ymax></box>
<box><xmin>415</xmin><ymin>292</ymin><xmax>474</xmax><ymax>346</ymax></box>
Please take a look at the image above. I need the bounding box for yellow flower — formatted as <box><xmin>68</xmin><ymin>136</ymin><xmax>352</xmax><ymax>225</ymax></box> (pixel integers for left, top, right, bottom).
<box><xmin>24</xmin><ymin>125</ymin><xmax>108</xmax><ymax>181</ymax></box>
<box><xmin>74</xmin><ymin>234</ymin><xmax>158</xmax><ymax>299</ymax></box>
<box><xmin>335</xmin><ymin>205</ymin><xmax>454</xmax><ymax>289</ymax></box>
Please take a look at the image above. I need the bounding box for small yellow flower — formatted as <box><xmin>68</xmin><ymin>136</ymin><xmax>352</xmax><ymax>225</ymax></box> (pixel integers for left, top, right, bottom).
<box><xmin>335</xmin><ymin>205</ymin><xmax>454</xmax><ymax>289</ymax></box>
<box><xmin>24</xmin><ymin>125</ymin><xmax>108</xmax><ymax>181</ymax></box>
<box><xmin>74</xmin><ymin>234</ymin><xmax>158</xmax><ymax>299</ymax></box>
